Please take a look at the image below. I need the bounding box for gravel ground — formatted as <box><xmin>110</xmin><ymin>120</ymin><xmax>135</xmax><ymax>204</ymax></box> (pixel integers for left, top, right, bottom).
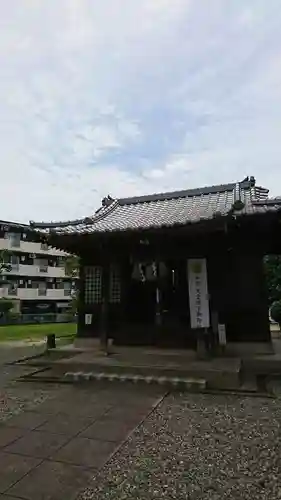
<box><xmin>78</xmin><ymin>392</ymin><xmax>281</xmax><ymax>500</ymax></box>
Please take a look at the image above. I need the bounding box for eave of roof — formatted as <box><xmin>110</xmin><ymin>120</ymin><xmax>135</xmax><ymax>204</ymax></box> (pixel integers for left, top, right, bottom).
<box><xmin>0</xmin><ymin>219</ymin><xmax>29</xmax><ymax>229</ymax></box>
<box><xmin>252</xmin><ymin>198</ymin><xmax>281</xmax><ymax>206</ymax></box>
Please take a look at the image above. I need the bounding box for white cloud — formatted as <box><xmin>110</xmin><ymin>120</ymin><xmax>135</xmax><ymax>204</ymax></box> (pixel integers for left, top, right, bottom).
<box><xmin>1</xmin><ymin>0</ymin><xmax>281</xmax><ymax>223</ymax></box>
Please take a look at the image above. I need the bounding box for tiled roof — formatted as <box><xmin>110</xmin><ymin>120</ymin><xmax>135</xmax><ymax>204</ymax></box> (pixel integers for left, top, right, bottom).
<box><xmin>29</xmin><ymin>178</ymin><xmax>280</xmax><ymax>236</ymax></box>
<box><xmin>0</xmin><ymin>220</ymin><xmax>29</xmax><ymax>230</ymax></box>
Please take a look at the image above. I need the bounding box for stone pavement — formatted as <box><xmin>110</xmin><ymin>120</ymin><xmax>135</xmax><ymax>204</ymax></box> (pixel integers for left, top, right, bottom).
<box><xmin>0</xmin><ymin>380</ymin><xmax>163</xmax><ymax>500</ymax></box>
<box><xmin>0</xmin><ymin>344</ymin><xmax>44</xmax><ymax>367</ymax></box>
<box><xmin>28</xmin><ymin>347</ymin><xmax>242</xmax><ymax>390</ymax></box>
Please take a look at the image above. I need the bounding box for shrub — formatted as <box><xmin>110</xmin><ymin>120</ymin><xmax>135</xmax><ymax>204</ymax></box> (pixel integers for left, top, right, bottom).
<box><xmin>270</xmin><ymin>300</ymin><xmax>281</xmax><ymax>324</ymax></box>
<box><xmin>0</xmin><ymin>298</ymin><xmax>14</xmax><ymax>315</ymax></box>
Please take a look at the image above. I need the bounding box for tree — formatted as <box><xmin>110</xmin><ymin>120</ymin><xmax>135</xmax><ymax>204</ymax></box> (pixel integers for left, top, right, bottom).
<box><xmin>270</xmin><ymin>300</ymin><xmax>281</xmax><ymax>326</ymax></box>
<box><xmin>0</xmin><ymin>250</ymin><xmax>12</xmax><ymax>301</ymax></box>
<box><xmin>0</xmin><ymin>250</ymin><xmax>12</xmax><ymax>276</ymax></box>
<box><xmin>264</xmin><ymin>255</ymin><xmax>281</xmax><ymax>304</ymax></box>
<box><xmin>64</xmin><ymin>255</ymin><xmax>79</xmax><ymax>279</ymax></box>
<box><xmin>0</xmin><ymin>298</ymin><xmax>13</xmax><ymax>316</ymax></box>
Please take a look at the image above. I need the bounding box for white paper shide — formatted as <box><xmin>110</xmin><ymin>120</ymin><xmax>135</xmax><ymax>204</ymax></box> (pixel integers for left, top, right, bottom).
<box><xmin>188</xmin><ymin>259</ymin><xmax>210</xmax><ymax>329</ymax></box>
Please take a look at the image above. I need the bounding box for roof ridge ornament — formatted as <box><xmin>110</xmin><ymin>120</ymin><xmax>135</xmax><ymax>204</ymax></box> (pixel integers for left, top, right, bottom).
<box><xmin>102</xmin><ymin>195</ymin><xmax>115</xmax><ymax>207</ymax></box>
<box><xmin>232</xmin><ymin>175</ymin><xmax>256</xmax><ymax>211</ymax></box>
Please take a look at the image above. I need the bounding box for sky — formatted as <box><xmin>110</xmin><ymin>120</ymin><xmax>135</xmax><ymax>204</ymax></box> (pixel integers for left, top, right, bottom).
<box><xmin>2</xmin><ymin>0</ymin><xmax>281</xmax><ymax>223</ymax></box>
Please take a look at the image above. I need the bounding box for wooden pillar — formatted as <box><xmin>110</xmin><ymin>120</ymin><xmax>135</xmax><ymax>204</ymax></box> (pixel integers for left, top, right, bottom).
<box><xmin>100</xmin><ymin>262</ymin><xmax>110</xmax><ymax>352</ymax></box>
<box><xmin>155</xmin><ymin>263</ymin><xmax>162</xmax><ymax>326</ymax></box>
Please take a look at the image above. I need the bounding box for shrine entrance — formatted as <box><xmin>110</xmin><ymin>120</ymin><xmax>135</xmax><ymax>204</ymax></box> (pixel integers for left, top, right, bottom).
<box><xmin>122</xmin><ymin>259</ymin><xmax>192</xmax><ymax>347</ymax></box>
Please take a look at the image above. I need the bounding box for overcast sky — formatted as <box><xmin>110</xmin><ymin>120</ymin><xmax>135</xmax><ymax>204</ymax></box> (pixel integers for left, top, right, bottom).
<box><xmin>2</xmin><ymin>0</ymin><xmax>281</xmax><ymax>223</ymax></box>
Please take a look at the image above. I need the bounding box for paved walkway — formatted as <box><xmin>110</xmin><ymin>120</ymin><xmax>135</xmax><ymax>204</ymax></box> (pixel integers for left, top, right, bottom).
<box><xmin>1</xmin><ymin>346</ymin><xmax>281</xmax><ymax>499</ymax></box>
<box><xmin>0</xmin><ymin>380</ymin><xmax>163</xmax><ymax>500</ymax></box>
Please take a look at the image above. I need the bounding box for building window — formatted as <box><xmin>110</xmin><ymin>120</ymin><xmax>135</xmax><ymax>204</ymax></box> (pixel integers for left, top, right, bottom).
<box><xmin>10</xmin><ymin>255</ymin><xmax>19</xmax><ymax>271</ymax></box>
<box><xmin>56</xmin><ymin>280</ymin><xmax>64</xmax><ymax>289</ymax></box>
<box><xmin>8</xmin><ymin>282</ymin><xmax>18</xmax><ymax>296</ymax></box>
<box><xmin>39</xmin><ymin>259</ymin><xmax>48</xmax><ymax>272</ymax></box>
<box><xmin>64</xmin><ymin>282</ymin><xmax>72</xmax><ymax>296</ymax></box>
<box><xmin>9</xmin><ymin>233</ymin><xmax>21</xmax><ymax>248</ymax></box>
<box><xmin>84</xmin><ymin>266</ymin><xmax>102</xmax><ymax>304</ymax></box>
<box><xmin>47</xmin><ymin>278</ymin><xmax>54</xmax><ymax>289</ymax></box>
<box><xmin>38</xmin><ymin>283</ymin><xmax>47</xmax><ymax>296</ymax></box>
<box><xmin>57</xmin><ymin>257</ymin><xmax>65</xmax><ymax>268</ymax></box>
<box><xmin>110</xmin><ymin>265</ymin><xmax>121</xmax><ymax>303</ymax></box>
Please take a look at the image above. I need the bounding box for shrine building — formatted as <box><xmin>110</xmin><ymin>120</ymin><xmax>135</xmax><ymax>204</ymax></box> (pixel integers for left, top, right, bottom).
<box><xmin>28</xmin><ymin>176</ymin><xmax>281</xmax><ymax>351</ymax></box>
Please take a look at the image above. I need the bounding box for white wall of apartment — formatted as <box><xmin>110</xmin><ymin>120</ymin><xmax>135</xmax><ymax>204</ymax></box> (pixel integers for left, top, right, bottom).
<box><xmin>1</xmin><ymin>286</ymin><xmax>71</xmax><ymax>301</ymax></box>
<box><xmin>0</xmin><ymin>227</ymin><xmax>74</xmax><ymax>305</ymax></box>
<box><xmin>10</xmin><ymin>264</ymin><xmax>66</xmax><ymax>278</ymax></box>
<box><xmin>0</xmin><ymin>237</ymin><xmax>67</xmax><ymax>256</ymax></box>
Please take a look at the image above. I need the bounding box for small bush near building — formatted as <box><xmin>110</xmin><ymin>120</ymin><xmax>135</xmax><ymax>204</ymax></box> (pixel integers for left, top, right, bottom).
<box><xmin>270</xmin><ymin>300</ymin><xmax>281</xmax><ymax>325</ymax></box>
<box><xmin>0</xmin><ymin>298</ymin><xmax>14</xmax><ymax>317</ymax></box>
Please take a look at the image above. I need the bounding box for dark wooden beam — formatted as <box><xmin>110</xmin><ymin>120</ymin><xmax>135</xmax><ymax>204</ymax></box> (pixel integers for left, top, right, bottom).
<box><xmin>99</xmin><ymin>259</ymin><xmax>110</xmax><ymax>352</ymax></box>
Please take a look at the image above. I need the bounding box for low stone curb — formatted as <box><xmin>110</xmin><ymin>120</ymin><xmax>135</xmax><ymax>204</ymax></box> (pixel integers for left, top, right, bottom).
<box><xmin>63</xmin><ymin>371</ymin><xmax>207</xmax><ymax>390</ymax></box>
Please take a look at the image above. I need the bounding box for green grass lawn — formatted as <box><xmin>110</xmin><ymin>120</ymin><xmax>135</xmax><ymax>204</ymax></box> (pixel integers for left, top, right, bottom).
<box><xmin>0</xmin><ymin>322</ymin><xmax>77</xmax><ymax>342</ymax></box>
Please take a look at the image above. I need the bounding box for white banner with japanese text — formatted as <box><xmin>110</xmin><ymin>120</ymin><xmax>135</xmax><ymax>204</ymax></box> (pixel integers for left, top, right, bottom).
<box><xmin>187</xmin><ymin>259</ymin><xmax>210</xmax><ymax>329</ymax></box>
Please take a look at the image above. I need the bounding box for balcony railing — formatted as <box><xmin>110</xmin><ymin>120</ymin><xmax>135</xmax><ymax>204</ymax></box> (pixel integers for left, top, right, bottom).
<box><xmin>2</xmin><ymin>286</ymin><xmax>72</xmax><ymax>300</ymax></box>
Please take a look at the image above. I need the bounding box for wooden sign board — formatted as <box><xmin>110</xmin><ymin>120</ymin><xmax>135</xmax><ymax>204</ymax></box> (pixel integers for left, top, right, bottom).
<box><xmin>187</xmin><ymin>259</ymin><xmax>210</xmax><ymax>329</ymax></box>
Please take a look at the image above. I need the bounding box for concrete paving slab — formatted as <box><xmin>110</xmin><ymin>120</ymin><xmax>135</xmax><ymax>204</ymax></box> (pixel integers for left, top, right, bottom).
<box><xmin>80</xmin><ymin>417</ymin><xmax>137</xmax><ymax>443</ymax></box>
<box><xmin>52</xmin><ymin>436</ymin><xmax>116</xmax><ymax>468</ymax></box>
<box><xmin>4</xmin><ymin>412</ymin><xmax>49</xmax><ymax>431</ymax></box>
<box><xmin>0</xmin><ymin>452</ymin><xmax>40</xmax><ymax>493</ymax></box>
<box><xmin>0</xmin><ymin>495</ymin><xmax>23</xmax><ymax>499</ymax></box>
<box><xmin>61</xmin><ymin>403</ymin><xmax>111</xmax><ymax>419</ymax></box>
<box><xmin>7</xmin><ymin>460</ymin><xmax>93</xmax><ymax>500</ymax></box>
<box><xmin>0</xmin><ymin>348</ymin><xmax>165</xmax><ymax>500</ymax></box>
<box><xmin>36</xmin><ymin>414</ymin><xmax>95</xmax><ymax>437</ymax></box>
<box><xmin>26</xmin><ymin>400</ymin><xmax>62</xmax><ymax>415</ymax></box>
<box><xmin>105</xmin><ymin>405</ymin><xmax>150</xmax><ymax>423</ymax></box>
<box><xmin>0</xmin><ymin>427</ymin><xmax>26</xmax><ymax>448</ymax></box>
<box><xmin>5</xmin><ymin>430</ymin><xmax>69</xmax><ymax>459</ymax></box>
<box><xmin>33</xmin><ymin>399</ymin><xmax>110</xmax><ymax>418</ymax></box>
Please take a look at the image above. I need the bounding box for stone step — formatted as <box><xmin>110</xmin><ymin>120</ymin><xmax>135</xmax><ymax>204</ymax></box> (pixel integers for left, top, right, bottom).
<box><xmin>63</xmin><ymin>371</ymin><xmax>207</xmax><ymax>391</ymax></box>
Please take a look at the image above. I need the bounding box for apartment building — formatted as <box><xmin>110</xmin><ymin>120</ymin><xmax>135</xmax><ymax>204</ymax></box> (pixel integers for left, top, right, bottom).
<box><xmin>0</xmin><ymin>220</ymin><xmax>74</xmax><ymax>314</ymax></box>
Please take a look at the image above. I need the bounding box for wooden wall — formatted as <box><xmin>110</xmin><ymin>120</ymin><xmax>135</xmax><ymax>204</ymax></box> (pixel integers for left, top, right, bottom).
<box><xmin>76</xmin><ymin>224</ymin><xmax>271</xmax><ymax>345</ymax></box>
<box><xmin>208</xmin><ymin>251</ymin><xmax>270</xmax><ymax>343</ymax></box>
